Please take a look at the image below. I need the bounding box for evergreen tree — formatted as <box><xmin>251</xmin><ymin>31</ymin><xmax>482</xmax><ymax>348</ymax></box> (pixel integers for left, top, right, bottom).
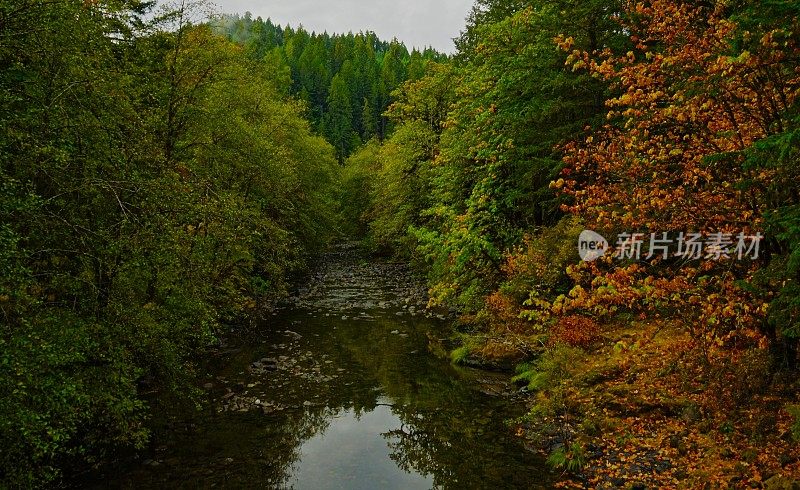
<box><xmin>361</xmin><ymin>97</ymin><xmax>378</xmax><ymax>140</ymax></box>
<box><xmin>407</xmin><ymin>50</ymin><xmax>427</xmax><ymax>81</ymax></box>
<box><xmin>324</xmin><ymin>74</ymin><xmax>355</xmax><ymax>161</ymax></box>
<box><xmin>262</xmin><ymin>47</ymin><xmax>292</xmax><ymax>94</ymax></box>
<box><xmin>217</xmin><ymin>17</ymin><xmax>446</xmax><ymax>157</ymax></box>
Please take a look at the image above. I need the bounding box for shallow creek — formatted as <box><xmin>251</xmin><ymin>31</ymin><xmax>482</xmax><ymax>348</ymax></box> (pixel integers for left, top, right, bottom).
<box><xmin>86</xmin><ymin>244</ymin><xmax>553</xmax><ymax>489</ymax></box>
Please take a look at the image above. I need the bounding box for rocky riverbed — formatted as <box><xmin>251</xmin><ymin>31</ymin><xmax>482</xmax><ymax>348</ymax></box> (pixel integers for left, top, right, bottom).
<box><xmin>81</xmin><ymin>243</ymin><xmax>553</xmax><ymax>489</ymax></box>
<box><xmin>285</xmin><ymin>242</ymin><xmax>447</xmax><ymax>318</ymax></box>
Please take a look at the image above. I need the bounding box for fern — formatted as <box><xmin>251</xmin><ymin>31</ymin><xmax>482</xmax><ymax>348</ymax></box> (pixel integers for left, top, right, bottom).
<box><xmin>547</xmin><ymin>442</ymin><xmax>587</xmax><ymax>472</ymax></box>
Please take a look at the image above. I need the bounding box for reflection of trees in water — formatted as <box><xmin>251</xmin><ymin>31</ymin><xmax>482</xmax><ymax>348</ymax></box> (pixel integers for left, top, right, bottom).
<box><xmin>263</xmin><ymin>407</ymin><xmax>332</xmax><ymax>485</ymax></box>
<box><xmin>107</xmin><ymin>363</ymin><xmax>384</xmax><ymax>487</ymax></box>
<box><xmin>329</xmin><ymin>314</ymin><xmax>541</xmax><ymax>487</ymax></box>
<box><xmin>257</xmin><ymin>392</ymin><xmax>391</xmax><ymax>486</ymax></box>
<box><xmin>108</xmin><ymin>308</ymin><xmax>545</xmax><ymax>488</ymax></box>
<box><xmin>273</xmin><ymin>403</ymin><xmax>388</xmax><ymax>487</ymax></box>
<box><xmin>381</xmin><ymin>405</ymin><xmax>496</xmax><ymax>488</ymax></box>
<box><xmin>384</xmin><ymin>421</ymin><xmax>453</xmax><ymax>483</ymax></box>
<box><xmin>193</xmin><ymin>314</ymin><xmax>392</xmax><ymax>487</ymax></box>
<box><xmin>382</xmin><ymin>403</ymin><xmax>544</xmax><ymax>488</ymax></box>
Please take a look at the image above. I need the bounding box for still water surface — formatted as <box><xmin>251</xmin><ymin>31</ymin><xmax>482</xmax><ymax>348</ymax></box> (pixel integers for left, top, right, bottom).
<box><xmin>89</xmin><ymin>246</ymin><xmax>552</xmax><ymax>488</ymax></box>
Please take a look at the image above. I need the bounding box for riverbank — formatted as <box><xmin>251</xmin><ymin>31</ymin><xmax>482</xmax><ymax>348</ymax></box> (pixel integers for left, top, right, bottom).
<box><xmin>494</xmin><ymin>317</ymin><xmax>800</xmax><ymax>489</ymax></box>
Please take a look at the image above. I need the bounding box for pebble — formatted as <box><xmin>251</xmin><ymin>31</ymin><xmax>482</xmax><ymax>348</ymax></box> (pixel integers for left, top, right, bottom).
<box><xmin>213</xmin><ymin>242</ymin><xmax>450</xmax><ymax>418</ymax></box>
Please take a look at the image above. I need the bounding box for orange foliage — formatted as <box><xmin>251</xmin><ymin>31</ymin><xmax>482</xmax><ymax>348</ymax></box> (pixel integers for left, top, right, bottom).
<box><xmin>549</xmin><ymin>315</ymin><xmax>600</xmax><ymax>348</ymax></box>
<box><xmin>558</xmin><ymin>1</ymin><xmax>797</xmax><ymax>232</ymax></box>
<box><xmin>485</xmin><ymin>290</ymin><xmax>530</xmax><ymax>333</ymax></box>
<box><xmin>550</xmin><ymin>0</ymin><xmax>800</xmax><ymax>345</ymax></box>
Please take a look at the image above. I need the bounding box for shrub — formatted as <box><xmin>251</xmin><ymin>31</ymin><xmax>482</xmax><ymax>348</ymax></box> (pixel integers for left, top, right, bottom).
<box><xmin>547</xmin><ymin>442</ymin><xmax>587</xmax><ymax>472</ymax></box>
<box><xmin>512</xmin><ymin>345</ymin><xmax>584</xmax><ymax>391</ymax></box>
<box><xmin>549</xmin><ymin>315</ymin><xmax>600</xmax><ymax>348</ymax></box>
<box><xmin>787</xmin><ymin>404</ymin><xmax>800</xmax><ymax>442</ymax></box>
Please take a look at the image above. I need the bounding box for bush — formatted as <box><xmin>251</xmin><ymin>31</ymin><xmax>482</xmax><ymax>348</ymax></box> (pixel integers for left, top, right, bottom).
<box><xmin>512</xmin><ymin>345</ymin><xmax>584</xmax><ymax>391</ymax></box>
<box><xmin>480</xmin><ymin>216</ymin><xmax>584</xmax><ymax>332</ymax></box>
<box><xmin>549</xmin><ymin>315</ymin><xmax>600</xmax><ymax>348</ymax></box>
<box><xmin>450</xmin><ymin>346</ymin><xmax>472</xmax><ymax>365</ymax></box>
<box><xmin>502</xmin><ymin>216</ymin><xmax>585</xmax><ymax>305</ymax></box>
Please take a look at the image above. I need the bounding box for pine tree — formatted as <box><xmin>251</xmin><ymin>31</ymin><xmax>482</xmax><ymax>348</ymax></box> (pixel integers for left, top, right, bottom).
<box><xmin>216</xmin><ymin>18</ymin><xmax>446</xmax><ymax>157</ymax></box>
<box><xmin>324</xmin><ymin>74</ymin><xmax>355</xmax><ymax>161</ymax></box>
<box><xmin>407</xmin><ymin>50</ymin><xmax>426</xmax><ymax>81</ymax></box>
<box><xmin>361</xmin><ymin>97</ymin><xmax>377</xmax><ymax>139</ymax></box>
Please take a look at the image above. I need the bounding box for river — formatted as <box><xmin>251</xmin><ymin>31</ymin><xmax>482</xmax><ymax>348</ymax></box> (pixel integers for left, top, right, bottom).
<box><xmin>84</xmin><ymin>243</ymin><xmax>553</xmax><ymax>489</ymax></box>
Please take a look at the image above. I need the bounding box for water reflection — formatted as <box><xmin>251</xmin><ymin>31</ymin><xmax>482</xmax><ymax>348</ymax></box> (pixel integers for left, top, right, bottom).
<box><xmin>286</xmin><ymin>404</ymin><xmax>432</xmax><ymax>489</ymax></box>
<box><xmin>85</xmin><ymin>250</ymin><xmax>552</xmax><ymax>488</ymax></box>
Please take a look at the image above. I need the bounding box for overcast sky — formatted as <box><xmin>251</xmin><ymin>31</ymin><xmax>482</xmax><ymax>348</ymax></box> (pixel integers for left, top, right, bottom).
<box><xmin>210</xmin><ymin>0</ymin><xmax>475</xmax><ymax>53</ymax></box>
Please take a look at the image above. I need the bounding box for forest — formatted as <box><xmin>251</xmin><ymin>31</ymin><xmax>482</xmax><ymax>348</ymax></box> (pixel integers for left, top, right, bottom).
<box><xmin>1</xmin><ymin>0</ymin><xmax>800</xmax><ymax>488</ymax></box>
<box><xmin>215</xmin><ymin>13</ymin><xmax>446</xmax><ymax>161</ymax></box>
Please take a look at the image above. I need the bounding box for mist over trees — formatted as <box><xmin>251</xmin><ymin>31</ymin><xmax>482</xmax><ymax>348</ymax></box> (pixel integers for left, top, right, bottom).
<box><xmin>215</xmin><ymin>13</ymin><xmax>447</xmax><ymax>161</ymax></box>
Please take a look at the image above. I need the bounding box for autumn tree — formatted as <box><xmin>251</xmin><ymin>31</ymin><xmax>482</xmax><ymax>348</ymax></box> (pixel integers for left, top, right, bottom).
<box><xmin>552</xmin><ymin>0</ymin><xmax>800</xmax><ymax>360</ymax></box>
